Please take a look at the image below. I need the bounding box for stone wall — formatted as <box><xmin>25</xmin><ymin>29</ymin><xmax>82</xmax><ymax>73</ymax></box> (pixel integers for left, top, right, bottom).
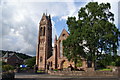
<box><xmin>48</xmin><ymin>70</ymin><xmax>118</xmax><ymax>77</ymax></box>
<box><xmin>2</xmin><ymin>71</ymin><xmax>15</xmax><ymax>80</ymax></box>
<box><xmin>118</xmin><ymin>67</ymin><xmax>120</xmax><ymax>77</ymax></box>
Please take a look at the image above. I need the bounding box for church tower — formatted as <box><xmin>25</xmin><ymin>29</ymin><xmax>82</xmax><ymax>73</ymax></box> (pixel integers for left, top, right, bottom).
<box><xmin>36</xmin><ymin>13</ymin><xmax>52</xmax><ymax>70</ymax></box>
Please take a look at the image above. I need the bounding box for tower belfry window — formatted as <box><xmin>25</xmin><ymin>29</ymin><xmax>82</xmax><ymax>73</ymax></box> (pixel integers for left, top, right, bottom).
<box><xmin>40</xmin><ymin>27</ymin><xmax>42</xmax><ymax>36</ymax></box>
<box><xmin>43</xmin><ymin>27</ymin><xmax>45</xmax><ymax>36</ymax></box>
<box><xmin>62</xmin><ymin>34</ymin><xmax>66</xmax><ymax>39</ymax></box>
<box><xmin>40</xmin><ymin>56</ymin><xmax>43</xmax><ymax>62</ymax></box>
<box><xmin>40</xmin><ymin>27</ymin><xmax>45</xmax><ymax>36</ymax></box>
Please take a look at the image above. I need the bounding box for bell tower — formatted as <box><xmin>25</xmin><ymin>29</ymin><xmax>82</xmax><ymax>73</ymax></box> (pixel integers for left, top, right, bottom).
<box><xmin>36</xmin><ymin>13</ymin><xmax>52</xmax><ymax>70</ymax></box>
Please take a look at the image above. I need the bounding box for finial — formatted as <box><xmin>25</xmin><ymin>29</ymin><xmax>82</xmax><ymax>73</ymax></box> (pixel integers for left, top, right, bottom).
<box><xmin>43</xmin><ymin>13</ymin><xmax>45</xmax><ymax>16</ymax></box>
<box><xmin>49</xmin><ymin>14</ymin><xmax>51</xmax><ymax>19</ymax></box>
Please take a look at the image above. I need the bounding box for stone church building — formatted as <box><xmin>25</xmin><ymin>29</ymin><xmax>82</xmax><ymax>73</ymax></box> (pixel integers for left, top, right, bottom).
<box><xmin>36</xmin><ymin>13</ymin><xmax>89</xmax><ymax>71</ymax></box>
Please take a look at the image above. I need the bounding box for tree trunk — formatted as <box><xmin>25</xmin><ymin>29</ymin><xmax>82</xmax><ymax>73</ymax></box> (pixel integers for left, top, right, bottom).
<box><xmin>74</xmin><ymin>60</ymin><xmax>77</xmax><ymax>69</ymax></box>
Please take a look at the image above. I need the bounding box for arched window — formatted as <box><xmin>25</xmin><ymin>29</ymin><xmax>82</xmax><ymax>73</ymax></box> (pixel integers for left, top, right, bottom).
<box><xmin>43</xmin><ymin>27</ymin><xmax>45</xmax><ymax>36</ymax></box>
<box><xmin>40</xmin><ymin>27</ymin><xmax>45</xmax><ymax>36</ymax></box>
<box><xmin>40</xmin><ymin>27</ymin><xmax>42</xmax><ymax>36</ymax></box>
<box><xmin>51</xmin><ymin>61</ymin><xmax>52</xmax><ymax>67</ymax></box>
<box><xmin>60</xmin><ymin>41</ymin><xmax>63</xmax><ymax>58</ymax></box>
<box><xmin>40</xmin><ymin>56</ymin><xmax>43</xmax><ymax>62</ymax></box>
<box><xmin>62</xmin><ymin>34</ymin><xmax>66</xmax><ymax>39</ymax></box>
<box><xmin>48</xmin><ymin>62</ymin><xmax>50</xmax><ymax>65</ymax></box>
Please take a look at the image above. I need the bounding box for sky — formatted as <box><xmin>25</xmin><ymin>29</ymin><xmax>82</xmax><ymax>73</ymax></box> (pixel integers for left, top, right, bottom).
<box><xmin>0</xmin><ymin>0</ymin><xmax>120</xmax><ymax>56</ymax></box>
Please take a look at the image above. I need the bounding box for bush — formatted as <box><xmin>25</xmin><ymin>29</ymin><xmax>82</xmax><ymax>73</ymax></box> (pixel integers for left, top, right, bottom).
<box><xmin>20</xmin><ymin>67</ymin><xmax>27</xmax><ymax>71</ymax></box>
<box><xmin>111</xmin><ymin>62</ymin><xmax>116</xmax><ymax>66</ymax></box>
<box><xmin>53</xmin><ymin>69</ymin><xmax>58</xmax><ymax>71</ymax></box>
<box><xmin>2</xmin><ymin>65</ymin><xmax>14</xmax><ymax>72</ymax></box>
<box><xmin>76</xmin><ymin>60</ymin><xmax>82</xmax><ymax>67</ymax></box>
<box><xmin>2</xmin><ymin>65</ymin><xmax>15</xmax><ymax>80</ymax></box>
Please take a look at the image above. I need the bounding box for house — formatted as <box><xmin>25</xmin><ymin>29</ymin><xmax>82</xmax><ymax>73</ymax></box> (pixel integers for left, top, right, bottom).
<box><xmin>2</xmin><ymin>53</ymin><xmax>23</xmax><ymax>67</ymax></box>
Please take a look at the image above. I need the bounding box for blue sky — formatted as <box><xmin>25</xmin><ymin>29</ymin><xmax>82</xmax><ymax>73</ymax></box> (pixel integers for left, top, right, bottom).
<box><xmin>53</xmin><ymin>16</ymin><xmax>68</xmax><ymax>36</ymax></box>
<box><xmin>0</xmin><ymin>0</ymin><xmax>120</xmax><ymax>56</ymax></box>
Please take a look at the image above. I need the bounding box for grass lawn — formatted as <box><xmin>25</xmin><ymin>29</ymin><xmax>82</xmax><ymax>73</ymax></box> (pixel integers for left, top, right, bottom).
<box><xmin>37</xmin><ymin>70</ymin><xmax>45</xmax><ymax>73</ymax></box>
<box><xmin>98</xmin><ymin>68</ymin><xmax>112</xmax><ymax>71</ymax></box>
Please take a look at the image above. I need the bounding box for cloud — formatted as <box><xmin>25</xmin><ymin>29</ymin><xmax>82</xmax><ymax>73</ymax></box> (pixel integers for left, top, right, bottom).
<box><xmin>1</xmin><ymin>0</ymin><xmax>119</xmax><ymax>56</ymax></box>
<box><xmin>1</xmin><ymin>2</ymin><xmax>43</xmax><ymax>56</ymax></box>
<box><xmin>60</xmin><ymin>2</ymin><xmax>81</xmax><ymax>20</ymax></box>
<box><xmin>1</xmin><ymin>1</ymin><xmax>78</xmax><ymax>56</ymax></box>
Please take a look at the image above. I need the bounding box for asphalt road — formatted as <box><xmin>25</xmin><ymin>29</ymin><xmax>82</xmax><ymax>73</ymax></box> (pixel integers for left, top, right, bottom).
<box><xmin>15</xmin><ymin>73</ymin><xmax>120</xmax><ymax>80</ymax></box>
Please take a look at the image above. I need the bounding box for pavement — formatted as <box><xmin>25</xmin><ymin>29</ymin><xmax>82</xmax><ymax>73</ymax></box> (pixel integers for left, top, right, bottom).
<box><xmin>15</xmin><ymin>73</ymin><xmax>120</xmax><ymax>80</ymax></box>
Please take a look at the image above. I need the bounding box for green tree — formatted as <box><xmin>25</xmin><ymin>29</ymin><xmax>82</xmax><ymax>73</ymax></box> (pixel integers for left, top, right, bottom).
<box><xmin>24</xmin><ymin>57</ymin><xmax>36</xmax><ymax>68</ymax></box>
<box><xmin>115</xmin><ymin>55</ymin><xmax>120</xmax><ymax>66</ymax></box>
<box><xmin>63</xmin><ymin>31</ymin><xmax>86</xmax><ymax>68</ymax></box>
<box><xmin>63</xmin><ymin>2</ymin><xmax>120</xmax><ymax>68</ymax></box>
<box><xmin>96</xmin><ymin>54</ymin><xmax>113</xmax><ymax>68</ymax></box>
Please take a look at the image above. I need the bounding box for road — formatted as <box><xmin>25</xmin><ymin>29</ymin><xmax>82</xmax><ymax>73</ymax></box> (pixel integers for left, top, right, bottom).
<box><xmin>15</xmin><ymin>73</ymin><xmax>120</xmax><ymax>80</ymax></box>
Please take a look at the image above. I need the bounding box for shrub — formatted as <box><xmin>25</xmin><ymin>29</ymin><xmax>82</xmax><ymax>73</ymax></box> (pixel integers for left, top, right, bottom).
<box><xmin>2</xmin><ymin>65</ymin><xmax>15</xmax><ymax>80</ymax></box>
<box><xmin>111</xmin><ymin>62</ymin><xmax>116</xmax><ymax>66</ymax></box>
<box><xmin>2</xmin><ymin>65</ymin><xmax>14</xmax><ymax>72</ymax></box>
<box><xmin>20</xmin><ymin>67</ymin><xmax>28</xmax><ymax>71</ymax></box>
<box><xmin>53</xmin><ymin>69</ymin><xmax>58</xmax><ymax>71</ymax></box>
<box><xmin>76</xmin><ymin>60</ymin><xmax>82</xmax><ymax>67</ymax></box>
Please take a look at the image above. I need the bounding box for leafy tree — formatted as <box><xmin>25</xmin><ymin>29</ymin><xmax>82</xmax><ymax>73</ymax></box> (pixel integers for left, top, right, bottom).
<box><xmin>63</xmin><ymin>2</ymin><xmax>120</xmax><ymax>68</ymax></box>
<box><xmin>63</xmin><ymin>33</ymin><xmax>85</xmax><ymax>68</ymax></box>
<box><xmin>16</xmin><ymin>53</ymin><xmax>32</xmax><ymax>59</ymax></box>
<box><xmin>115</xmin><ymin>55</ymin><xmax>120</xmax><ymax>66</ymax></box>
<box><xmin>24</xmin><ymin>57</ymin><xmax>36</xmax><ymax>68</ymax></box>
<box><xmin>96</xmin><ymin>54</ymin><xmax>113</xmax><ymax>68</ymax></box>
